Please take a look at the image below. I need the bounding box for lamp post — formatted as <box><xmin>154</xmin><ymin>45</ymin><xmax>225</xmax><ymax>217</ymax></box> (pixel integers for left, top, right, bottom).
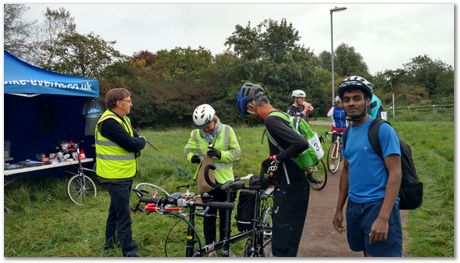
<box><xmin>330</xmin><ymin>6</ymin><xmax>347</xmax><ymax>105</ymax></box>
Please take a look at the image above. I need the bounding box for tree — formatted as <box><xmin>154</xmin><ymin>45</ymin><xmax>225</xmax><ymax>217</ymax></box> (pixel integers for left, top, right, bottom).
<box><xmin>225</xmin><ymin>18</ymin><xmax>301</xmax><ymax>63</ymax></box>
<box><xmin>132</xmin><ymin>50</ymin><xmax>158</xmax><ymax>67</ymax></box>
<box><xmin>224</xmin><ymin>19</ymin><xmax>327</xmax><ymax>116</ymax></box>
<box><xmin>32</xmin><ymin>7</ymin><xmax>77</xmax><ymax>65</ymax></box>
<box><xmin>4</xmin><ymin>4</ymin><xmax>36</xmax><ymax>59</ymax></box>
<box><xmin>403</xmin><ymin>55</ymin><xmax>454</xmax><ymax>97</ymax></box>
<box><xmin>334</xmin><ymin>43</ymin><xmax>369</xmax><ymax>77</ymax></box>
<box><xmin>40</xmin><ymin>31</ymin><xmax>124</xmax><ymax>77</ymax></box>
<box><xmin>317</xmin><ymin>51</ymin><xmax>331</xmax><ymax>70</ymax></box>
<box><xmin>224</xmin><ymin>22</ymin><xmax>261</xmax><ymax>60</ymax></box>
<box><xmin>260</xmin><ymin>19</ymin><xmax>300</xmax><ymax>62</ymax></box>
<box><xmin>153</xmin><ymin>47</ymin><xmax>213</xmax><ymax>81</ymax></box>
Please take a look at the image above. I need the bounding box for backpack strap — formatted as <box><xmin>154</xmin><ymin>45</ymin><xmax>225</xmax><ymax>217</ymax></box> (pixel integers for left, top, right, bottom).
<box><xmin>268</xmin><ymin>111</ymin><xmax>290</xmax><ymax>121</ymax></box>
<box><xmin>342</xmin><ymin>118</ymin><xmax>390</xmax><ymax>155</ymax></box>
<box><xmin>368</xmin><ymin>119</ymin><xmax>391</xmax><ymax>159</ymax></box>
<box><xmin>264</xmin><ymin>111</ymin><xmax>291</xmax><ymax>150</ymax></box>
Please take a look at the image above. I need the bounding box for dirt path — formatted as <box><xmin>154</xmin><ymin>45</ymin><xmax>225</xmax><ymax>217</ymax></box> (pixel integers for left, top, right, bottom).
<box><xmin>297</xmin><ymin>165</ymin><xmax>407</xmax><ymax>257</ymax></box>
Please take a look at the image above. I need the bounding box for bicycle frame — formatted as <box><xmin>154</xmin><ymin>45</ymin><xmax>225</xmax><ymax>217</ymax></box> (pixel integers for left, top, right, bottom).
<box><xmin>330</xmin><ymin>135</ymin><xmax>342</xmax><ymax>160</ymax></box>
<box><xmin>184</xmin><ymin>186</ymin><xmax>272</xmax><ymax>257</ymax></box>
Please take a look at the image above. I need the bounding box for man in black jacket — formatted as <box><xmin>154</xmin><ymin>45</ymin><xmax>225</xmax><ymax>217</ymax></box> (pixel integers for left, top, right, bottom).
<box><xmin>236</xmin><ymin>83</ymin><xmax>310</xmax><ymax>256</ymax></box>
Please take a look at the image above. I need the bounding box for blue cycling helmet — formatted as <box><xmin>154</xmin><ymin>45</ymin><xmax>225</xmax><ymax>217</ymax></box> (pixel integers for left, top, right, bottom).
<box><xmin>236</xmin><ymin>82</ymin><xmax>265</xmax><ymax>115</ymax></box>
<box><xmin>338</xmin><ymin>76</ymin><xmax>374</xmax><ymax>99</ymax></box>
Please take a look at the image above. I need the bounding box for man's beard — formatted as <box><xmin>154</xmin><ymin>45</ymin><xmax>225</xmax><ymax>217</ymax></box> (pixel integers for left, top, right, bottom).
<box><xmin>346</xmin><ymin>103</ymin><xmax>368</xmax><ymax>122</ymax></box>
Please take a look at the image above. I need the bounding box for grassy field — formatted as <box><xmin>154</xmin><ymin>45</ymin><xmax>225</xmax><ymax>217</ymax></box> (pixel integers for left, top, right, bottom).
<box><xmin>4</xmin><ymin>115</ymin><xmax>454</xmax><ymax>257</ymax></box>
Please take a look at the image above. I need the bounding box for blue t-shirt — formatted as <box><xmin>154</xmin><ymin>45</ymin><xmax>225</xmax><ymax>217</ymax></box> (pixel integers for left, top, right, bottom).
<box><xmin>342</xmin><ymin>118</ymin><xmax>401</xmax><ymax>203</ymax></box>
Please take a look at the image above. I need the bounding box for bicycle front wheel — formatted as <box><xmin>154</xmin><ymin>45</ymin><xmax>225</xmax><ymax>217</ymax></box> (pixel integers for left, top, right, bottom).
<box><xmin>327</xmin><ymin>142</ymin><xmax>341</xmax><ymax>174</ymax></box>
<box><xmin>244</xmin><ymin>206</ymin><xmax>273</xmax><ymax>257</ymax></box>
<box><xmin>164</xmin><ymin>217</ymin><xmax>203</xmax><ymax>257</ymax></box>
<box><xmin>67</xmin><ymin>173</ymin><xmax>97</xmax><ymax>205</ymax></box>
<box><xmin>260</xmin><ymin>205</ymin><xmax>273</xmax><ymax>257</ymax></box>
<box><xmin>307</xmin><ymin>159</ymin><xmax>327</xmax><ymax>191</ymax></box>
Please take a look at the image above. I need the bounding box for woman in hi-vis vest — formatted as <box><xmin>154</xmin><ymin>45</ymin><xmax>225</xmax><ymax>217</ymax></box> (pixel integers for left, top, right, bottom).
<box><xmin>184</xmin><ymin>104</ymin><xmax>241</xmax><ymax>256</ymax></box>
<box><xmin>95</xmin><ymin>88</ymin><xmax>146</xmax><ymax>257</ymax></box>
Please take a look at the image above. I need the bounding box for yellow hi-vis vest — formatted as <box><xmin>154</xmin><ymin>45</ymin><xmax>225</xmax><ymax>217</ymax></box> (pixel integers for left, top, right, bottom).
<box><xmin>95</xmin><ymin>110</ymin><xmax>137</xmax><ymax>180</ymax></box>
<box><xmin>184</xmin><ymin>124</ymin><xmax>241</xmax><ymax>184</ymax></box>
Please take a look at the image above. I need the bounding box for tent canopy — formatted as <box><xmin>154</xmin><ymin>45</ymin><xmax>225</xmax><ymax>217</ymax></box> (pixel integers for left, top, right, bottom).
<box><xmin>4</xmin><ymin>50</ymin><xmax>98</xmax><ymax>97</ymax></box>
<box><xmin>4</xmin><ymin>50</ymin><xmax>101</xmax><ymax>162</ymax></box>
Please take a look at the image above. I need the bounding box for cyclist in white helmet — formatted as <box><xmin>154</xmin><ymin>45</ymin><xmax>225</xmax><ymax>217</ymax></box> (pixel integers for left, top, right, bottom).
<box><xmin>183</xmin><ymin>103</ymin><xmax>241</xmax><ymax>256</ymax></box>
<box><xmin>287</xmin><ymin>89</ymin><xmax>314</xmax><ymax>121</ymax></box>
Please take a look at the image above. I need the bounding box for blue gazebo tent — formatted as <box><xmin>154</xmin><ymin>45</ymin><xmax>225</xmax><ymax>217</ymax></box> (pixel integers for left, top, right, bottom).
<box><xmin>4</xmin><ymin>50</ymin><xmax>101</xmax><ymax>162</ymax></box>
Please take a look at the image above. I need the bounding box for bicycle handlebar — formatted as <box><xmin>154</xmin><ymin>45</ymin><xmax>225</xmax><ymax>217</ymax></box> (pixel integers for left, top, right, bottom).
<box><xmin>204</xmin><ymin>164</ymin><xmax>217</xmax><ymax>188</ymax></box>
<box><xmin>204</xmin><ymin>164</ymin><xmax>247</xmax><ymax>191</ymax></box>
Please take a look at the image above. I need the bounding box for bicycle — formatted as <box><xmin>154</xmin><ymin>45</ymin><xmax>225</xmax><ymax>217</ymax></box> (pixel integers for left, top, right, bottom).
<box><xmin>306</xmin><ymin>159</ymin><xmax>327</xmax><ymax>191</ymax></box>
<box><xmin>66</xmin><ymin>142</ymin><xmax>97</xmax><ymax>205</ymax></box>
<box><xmin>326</xmin><ymin>131</ymin><xmax>343</xmax><ymax>174</ymax></box>
<box><xmin>132</xmin><ymin>164</ymin><xmax>273</xmax><ymax>257</ymax></box>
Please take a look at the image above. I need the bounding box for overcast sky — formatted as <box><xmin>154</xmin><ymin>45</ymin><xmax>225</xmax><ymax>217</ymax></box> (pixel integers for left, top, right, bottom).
<box><xmin>20</xmin><ymin>2</ymin><xmax>454</xmax><ymax>75</ymax></box>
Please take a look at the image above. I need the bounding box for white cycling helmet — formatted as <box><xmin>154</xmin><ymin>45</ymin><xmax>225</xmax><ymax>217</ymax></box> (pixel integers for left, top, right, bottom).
<box><xmin>192</xmin><ymin>104</ymin><xmax>215</xmax><ymax>128</ymax></box>
<box><xmin>292</xmin><ymin>89</ymin><xmax>306</xmax><ymax>98</ymax></box>
<box><xmin>334</xmin><ymin>96</ymin><xmax>342</xmax><ymax>103</ymax></box>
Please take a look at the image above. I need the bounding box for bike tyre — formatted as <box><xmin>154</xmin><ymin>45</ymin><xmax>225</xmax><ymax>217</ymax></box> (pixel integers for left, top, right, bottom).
<box><xmin>327</xmin><ymin>142</ymin><xmax>341</xmax><ymax>174</ymax></box>
<box><xmin>243</xmin><ymin>205</ymin><xmax>273</xmax><ymax>257</ymax></box>
<box><xmin>307</xmin><ymin>159</ymin><xmax>327</xmax><ymax>191</ymax></box>
<box><xmin>67</xmin><ymin>173</ymin><xmax>97</xmax><ymax>206</ymax></box>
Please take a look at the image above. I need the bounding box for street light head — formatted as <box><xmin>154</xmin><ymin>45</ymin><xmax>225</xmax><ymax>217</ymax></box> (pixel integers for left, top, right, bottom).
<box><xmin>330</xmin><ymin>6</ymin><xmax>347</xmax><ymax>13</ymax></box>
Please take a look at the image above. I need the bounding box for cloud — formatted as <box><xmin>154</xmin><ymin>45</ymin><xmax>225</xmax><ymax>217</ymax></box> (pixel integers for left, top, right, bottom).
<box><xmin>22</xmin><ymin>3</ymin><xmax>454</xmax><ymax>75</ymax></box>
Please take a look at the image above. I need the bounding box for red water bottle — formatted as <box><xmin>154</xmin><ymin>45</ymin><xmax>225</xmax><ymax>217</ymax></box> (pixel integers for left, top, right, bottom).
<box><xmin>79</xmin><ymin>150</ymin><xmax>86</xmax><ymax>160</ymax></box>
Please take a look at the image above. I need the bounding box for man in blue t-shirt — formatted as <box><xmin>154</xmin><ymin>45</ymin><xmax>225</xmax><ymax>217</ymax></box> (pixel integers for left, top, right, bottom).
<box><xmin>332</xmin><ymin>76</ymin><xmax>403</xmax><ymax>257</ymax></box>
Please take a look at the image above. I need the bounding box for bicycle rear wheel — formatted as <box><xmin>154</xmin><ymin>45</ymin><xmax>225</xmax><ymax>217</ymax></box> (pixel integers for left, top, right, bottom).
<box><xmin>67</xmin><ymin>173</ymin><xmax>97</xmax><ymax>205</ymax></box>
<box><xmin>133</xmin><ymin>182</ymin><xmax>170</xmax><ymax>197</ymax></box>
<box><xmin>307</xmin><ymin>159</ymin><xmax>327</xmax><ymax>191</ymax></box>
<box><xmin>327</xmin><ymin>141</ymin><xmax>341</xmax><ymax>174</ymax></box>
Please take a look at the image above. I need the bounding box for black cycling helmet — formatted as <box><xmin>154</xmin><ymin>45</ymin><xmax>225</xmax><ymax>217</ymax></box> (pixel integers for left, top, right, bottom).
<box><xmin>338</xmin><ymin>76</ymin><xmax>374</xmax><ymax>99</ymax></box>
<box><xmin>235</xmin><ymin>82</ymin><xmax>265</xmax><ymax>115</ymax></box>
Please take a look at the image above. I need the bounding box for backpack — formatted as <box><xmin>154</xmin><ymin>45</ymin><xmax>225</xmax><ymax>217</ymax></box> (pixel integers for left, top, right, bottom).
<box><xmin>266</xmin><ymin>111</ymin><xmax>324</xmax><ymax>170</ymax></box>
<box><xmin>235</xmin><ymin>189</ymin><xmax>256</xmax><ymax>232</ymax></box>
<box><xmin>235</xmin><ymin>176</ymin><xmax>262</xmax><ymax>232</ymax></box>
<box><xmin>343</xmin><ymin>119</ymin><xmax>423</xmax><ymax>210</ymax></box>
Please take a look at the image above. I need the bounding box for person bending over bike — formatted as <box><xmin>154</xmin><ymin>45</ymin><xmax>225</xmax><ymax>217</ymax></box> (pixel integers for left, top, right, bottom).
<box><xmin>236</xmin><ymin>83</ymin><xmax>310</xmax><ymax>257</ymax></box>
<box><xmin>183</xmin><ymin>104</ymin><xmax>241</xmax><ymax>256</ymax></box>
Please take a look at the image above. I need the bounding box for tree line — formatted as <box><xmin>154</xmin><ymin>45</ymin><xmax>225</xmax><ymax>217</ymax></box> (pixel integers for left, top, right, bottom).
<box><xmin>4</xmin><ymin>5</ymin><xmax>454</xmax><ymax>128</ymax></box>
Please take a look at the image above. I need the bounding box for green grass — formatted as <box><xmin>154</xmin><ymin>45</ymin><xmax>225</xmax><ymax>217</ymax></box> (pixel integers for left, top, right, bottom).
<box><xmin>4</xmin><ymin>119</ymin><xmax>454</xmax><ymax>257</ymax></box>
<box><xmin>391</xmin><ymin>121</ymin><xmax>454</xmax><ymax>257</ymax></box>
